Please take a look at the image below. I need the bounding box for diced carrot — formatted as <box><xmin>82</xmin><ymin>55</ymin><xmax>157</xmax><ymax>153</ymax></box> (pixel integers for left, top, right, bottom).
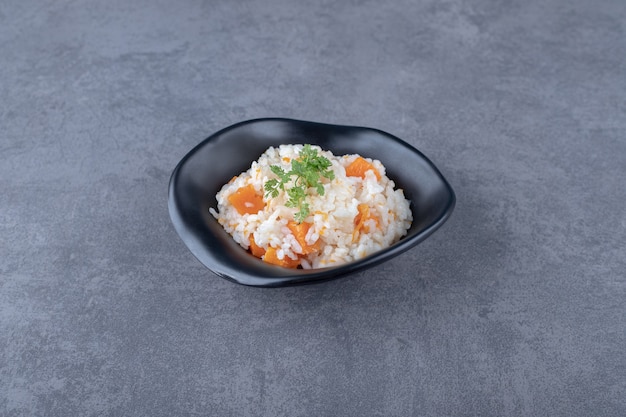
<box><xmin>345</xmin><ymin>156</ymin><xmax>380</xmax><ymax>181</ymax></box>
<box><xmin>227</xmin><ymin>184</ymin><xmax>265</xmax><ymax>215</ymax></box>
<box><xmin>248</xmin><ymin>235</ymin><xmax>266</xmax><ymax>258</ymax></box>
<box><xmin>263</xmin><ymin>247</ymin><xmax>300</xmax><ymax>268</ymax></box>
<box><xmin>353</xmin><ymin>203</ymin><xmax>379</xmax><ymax>241</ymax></box>
<box><xmin>287</xmin><ymin>221</ymin><xmax>321</xmax><ymax>255</ymax></box>
<box><xmin>354</xmin><ymin>203</ymin><xmax>369</xmax><ymax>231</ymax></box>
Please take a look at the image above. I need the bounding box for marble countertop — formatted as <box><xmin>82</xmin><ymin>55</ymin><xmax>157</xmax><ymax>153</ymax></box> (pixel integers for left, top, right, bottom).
<box><xmin>2</xmin><ymin>0</ymin><xmax>625</xmax><ymax>415</ymax></box>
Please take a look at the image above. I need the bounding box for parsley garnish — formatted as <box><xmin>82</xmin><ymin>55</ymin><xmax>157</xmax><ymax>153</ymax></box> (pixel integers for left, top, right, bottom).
<box><xmin>264</xmin><ymin>144</ymin><xmax>335</xmax><ymax>223</ymax></box>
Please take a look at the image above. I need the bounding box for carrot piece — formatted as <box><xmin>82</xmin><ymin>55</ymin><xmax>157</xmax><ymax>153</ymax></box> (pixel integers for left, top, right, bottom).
<box><xmin>345</xmin><ymin>156</ymin><xmax>380</xmax><ymax>181</ymax></box>
<box><xmin>353</xmin><ymin>203</ymin><xmax>379</xmax><ymax>241</ymax></box>
<box><xmin>249</xmin><ymin>235</ymin><xmax>265</xmax><ymax>258</ymax></box>
<box><xmin>227</xmin><ymin>184</ymin><xmax>265</xmax><ymax>215</ymax></box>
<box><xmin>263</xmin><ymin>247</ymin><xmax>300</xmax><ymax>268</ymax></box>
<box><xmin>354</xmin><ymin>203</ymin><xmax>369</xmax><ymax>232</ymax></box>
<box><xmin>287</xmin><ymin>221</ymin><xmax>321</xmax><ymax>255</ymax></box>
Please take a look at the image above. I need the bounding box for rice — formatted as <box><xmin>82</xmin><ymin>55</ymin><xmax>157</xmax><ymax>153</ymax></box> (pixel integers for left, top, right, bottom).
<box><xmin>209</xmin><ymin>144</ymin><xmax>412</xmax><ymax>269</ymax></box>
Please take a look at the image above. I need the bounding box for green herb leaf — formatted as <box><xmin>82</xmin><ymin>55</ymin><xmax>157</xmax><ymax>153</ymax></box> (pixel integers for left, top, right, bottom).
<box><xmin>264</xmin><ymin>145</ymin><xmax>334</xmax><ymax>223</ymax></box>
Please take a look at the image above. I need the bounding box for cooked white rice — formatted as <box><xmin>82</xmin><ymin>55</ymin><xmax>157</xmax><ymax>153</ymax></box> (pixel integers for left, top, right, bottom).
<box><xmin>209</xmin><ymin>144</ymin><xmax>412</xmax><ymax>269</ymax></box>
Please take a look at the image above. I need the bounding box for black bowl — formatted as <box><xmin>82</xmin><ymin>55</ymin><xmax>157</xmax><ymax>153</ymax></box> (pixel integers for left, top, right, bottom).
<box><xmin>168</xmin><ymin>118</ymin><xmax>455</xmax><ymax>287</ymax></box>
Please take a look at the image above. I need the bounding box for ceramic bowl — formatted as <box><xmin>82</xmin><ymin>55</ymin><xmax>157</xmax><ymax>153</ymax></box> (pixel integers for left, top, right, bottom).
<box><xmin>168</xmin><ymin>118</ymin><xmax>455</xmax><ymax>287</ymax></box>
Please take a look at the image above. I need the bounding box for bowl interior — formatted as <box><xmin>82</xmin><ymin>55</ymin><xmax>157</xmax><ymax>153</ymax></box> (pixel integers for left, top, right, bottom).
<box><xmin>168</xmin><ymin>118</ymin><xmax>455</xmax><ymax>286</ymax></box>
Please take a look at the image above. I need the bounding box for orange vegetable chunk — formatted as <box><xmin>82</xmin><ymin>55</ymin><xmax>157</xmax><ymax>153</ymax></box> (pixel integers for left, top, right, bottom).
<box><xmin>263</xmin><ymin>247</ymin><xmax>300</xmax><ymax>268</ymax></box>
<box><xmin>287</xmin><ymin>221</ymin><xmax>321</xmax><ymax>255</ymax></box>
<box><xmin>228</xmin><ymin>184</ymin><xmax>265</xmax><ymax>215</ymax></box>
<box><xmin>353</xmin><ymin>203</ymin><xmax>379</xmax><ymax>241</ymax></box>
<box><xmin>248</xmin><ymin>235</ymin><xmax>266</xmax><ymax>258</ymax></box>
<box><xmin>345</xmin><ymin>156</ymin><xmax>380</xmax><ymax>181</ymax></box>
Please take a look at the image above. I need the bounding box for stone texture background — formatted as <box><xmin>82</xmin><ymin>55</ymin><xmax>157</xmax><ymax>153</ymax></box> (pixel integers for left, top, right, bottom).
<box><xmin>1</xmin><ymin>0</ymin><xmax>625</xmax><ymax>416</ymax></box>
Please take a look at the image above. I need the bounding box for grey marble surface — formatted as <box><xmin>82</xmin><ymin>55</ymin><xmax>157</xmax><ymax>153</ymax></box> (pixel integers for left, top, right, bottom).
<box><xmin>1</xmin><ymin>0</ymin><xmax>625</xmax><ymax>416</ymax></box>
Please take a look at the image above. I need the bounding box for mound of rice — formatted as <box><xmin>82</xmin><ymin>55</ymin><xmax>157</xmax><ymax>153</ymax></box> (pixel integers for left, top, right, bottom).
<box><xmin>209</xmin><ymin>144</ymin><xmax>412</xmax><ymax>269</ymax></box>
